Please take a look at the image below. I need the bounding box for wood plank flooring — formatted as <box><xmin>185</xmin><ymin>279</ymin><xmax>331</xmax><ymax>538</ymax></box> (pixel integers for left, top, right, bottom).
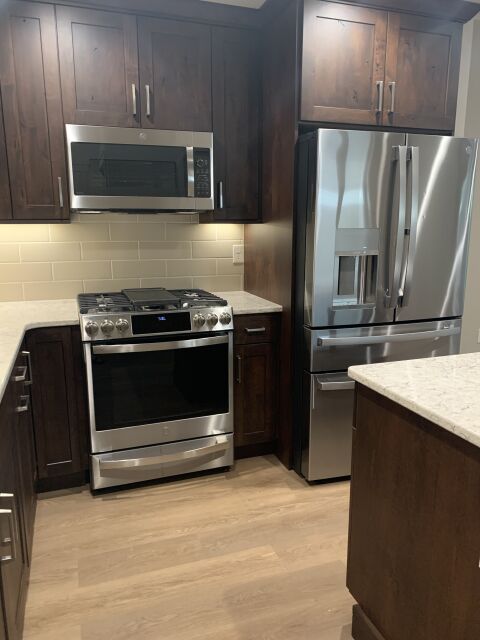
<box><xmin>23</xmin><ymin>456</ymin><xmax>353</xmax><ymax>639</ymax></box>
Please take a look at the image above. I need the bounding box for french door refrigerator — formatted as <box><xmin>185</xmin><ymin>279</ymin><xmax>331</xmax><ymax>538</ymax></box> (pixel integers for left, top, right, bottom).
<box><xmin>294</xmin><ymin>128</ymin><xmax>478</xmax><ymax>481</ymax></box>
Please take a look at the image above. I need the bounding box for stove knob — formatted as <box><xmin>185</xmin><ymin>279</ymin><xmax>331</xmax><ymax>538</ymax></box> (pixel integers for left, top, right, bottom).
<box><xmin>219</xmin><ymin>312</ymin><xmax>232</xmax><ymax>325</ymax></box>
<box><xmin>193</xmin><ymin>313</ymin><xmax>206</xmax><ymax>328</ymax></box>
<box><xmin>85</xmin><ymin>321</ymin><xmax>99</xmax><ymax>337</ymax></box>
<box><xmin>100</xmin><ymin>320</ymin><xmax>115</xmax><ymax>335</ymax></box>
<box><xmin>116</xmin><ymin>318</ymin><xmax>130</xmax><ymax>333</ymax></box>
<box><xmin>206</xmin><ymin>313</ymin><xmax>218</xmax><ymax>327</ymax></box>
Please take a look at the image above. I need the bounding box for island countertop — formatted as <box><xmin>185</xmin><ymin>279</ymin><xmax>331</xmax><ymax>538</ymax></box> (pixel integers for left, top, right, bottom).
<box><xmin>349</xmin><ymin>352</ymin><xmax>480</xmax><ymax>449</ymax></box>
<box><xmin>0</xmin><ymin>291</ymin><xmax>282</xmax><ymax>404</ymax></box>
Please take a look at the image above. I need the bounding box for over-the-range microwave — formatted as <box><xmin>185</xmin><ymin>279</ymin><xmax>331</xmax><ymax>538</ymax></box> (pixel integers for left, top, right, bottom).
<box><xmin>65</xmin><ymin>124</ymin><xmax>214</xmax><ymax>212</ymax></box>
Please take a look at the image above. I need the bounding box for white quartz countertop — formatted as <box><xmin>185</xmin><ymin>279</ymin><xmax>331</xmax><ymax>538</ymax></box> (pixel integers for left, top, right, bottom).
<box><xmin>0</xmin><ymin>291</ymin><xmax>281</xmax><ymax>404</ymax></box>
<box><xmin>349</xmin><ymin>353</ymin><xmax>480</xmax><ymax>449</ymax></box>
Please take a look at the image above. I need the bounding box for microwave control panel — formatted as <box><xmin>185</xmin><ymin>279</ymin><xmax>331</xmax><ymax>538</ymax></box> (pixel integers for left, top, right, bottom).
<box><xmin>194</xmin><ymin>148</ymin><xmax>211</xmax><ymax>198</ymax></box>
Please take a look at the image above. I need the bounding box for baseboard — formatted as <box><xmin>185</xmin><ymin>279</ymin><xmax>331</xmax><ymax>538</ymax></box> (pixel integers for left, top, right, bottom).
<box><xmin>36</xmin><ymin>470</ymin><xmax>89</xmax><ymax>493</ymax></box>
<box><xmin>234</xmin><ymin>441</ymin><xmax>276</xmax><ymax>459</ymax></box>
<box><xmin>352</xmin><ymin>605</ymin><xmax>386</xmax><ymax>640</ymax></box>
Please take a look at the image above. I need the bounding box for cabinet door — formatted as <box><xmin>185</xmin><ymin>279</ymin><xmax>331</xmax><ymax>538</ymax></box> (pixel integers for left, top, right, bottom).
<box><xmin>0</xmin><ymin>1</ymin><xmax>68</xmax><ymax>221</ymax></box>
<box><xmin>0</xmin><ymin>90</ymin><xmax>12</xmax><ymax>221</ymax></box>
<box><xmin>138</xmin><ymin>17</ymin><xmax>212</xmax><ymax>131</ymax></box>
<box><xmin>56</xmin><ymin>6</ymin><xmax>139</xmax><ymax>127</ymax></box>
<box><xmin>301</xmin><ymin>1</ymin><xmax>387</xmax><ymax>125</ymax></box>
<box><xmin>210</xmin><ymin>27</ymin><xmax>260</xmax><ymax>221</ymax></box>
<box><xmin>234</xmin><ymin>343</ymin><xmax>275</xmax><ymax>447</ymax></box>
<box><xmin>385</xmin><ymin>13</ymin><xmax>462</xmax><ymax>131</ymax></box>
<box><xmin>27</xmin><ymin>327</ymin><xmax>87</xmax><ymax>480</ymax></box>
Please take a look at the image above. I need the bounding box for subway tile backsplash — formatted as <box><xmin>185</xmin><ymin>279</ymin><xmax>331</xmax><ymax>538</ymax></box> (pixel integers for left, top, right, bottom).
<box><xmin>0</xmin><ymin>213</ymin><xmax>244</xmax><ymax>301</ymax></box>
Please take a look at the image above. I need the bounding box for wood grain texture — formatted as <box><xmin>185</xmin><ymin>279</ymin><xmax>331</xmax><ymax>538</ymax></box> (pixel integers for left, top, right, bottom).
<box><xmin>0</xmin><ymin>89</ymin><xmax>12</xmax><ymax>220</ymax></box>
<box><xmin>56</xmin><ymin>5</ymin><xmax>140</xmax><ymax>127</ymax></box>
<box><xmin>23</xmin><ymin>456</ymin><xmax>354</xmax><ymax>640</ymax></box>
<box><xmin>348</xmin><ymin>385</ymin><xmax>480</xmax><ymax>640</ymax></box>
<box><xmin>340</xmin><ymin>0</ymin><xmax>480</xmax><ymax>23</ymax></box>
<box><xmin>138</xmin><ymin>17</ymin><xmax>212</xmax><ymax>131</ymax></box>
<box><xmin>301</xmin><ymin>1</ymin><xmax>388</xmax><ymax>125</ymax></box>
<box><xmin>384</xmin><ymin>13</ymin><xmax>462</xmax><ymax>131</ymax></box>
<box><xmin>0</xmin><ymin>1</ymin><xmax>68</xmax><ymax>221</ymax></box>
<box><xmin>244</xmin><ymin>0</ymin><xmax>300</xmax><ymax>468</ymax></box>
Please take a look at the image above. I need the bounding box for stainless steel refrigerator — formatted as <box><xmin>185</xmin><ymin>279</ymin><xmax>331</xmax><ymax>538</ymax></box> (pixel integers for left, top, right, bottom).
<box><xmin>294</xmin><ymin>128</ymin><xmax>478</xmax><ymax>481</ymax></box>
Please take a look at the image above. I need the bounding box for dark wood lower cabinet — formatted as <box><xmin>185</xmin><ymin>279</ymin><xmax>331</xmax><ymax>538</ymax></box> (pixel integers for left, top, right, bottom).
<box><xmin>347</xmin><ymin>384</ymin><xmax>480</xmax><ymax>640</ymax></box>
<box><xmin>233</xmin><ymin>314</ymin><xmax>279</xmax><ymax>454</ymax></box>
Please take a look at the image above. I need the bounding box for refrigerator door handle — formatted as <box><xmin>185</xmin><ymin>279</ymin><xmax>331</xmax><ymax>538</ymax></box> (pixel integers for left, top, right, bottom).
<box><xmin>316</xmin><ymin>325</ymin><xmax>460</xmax><ymax>348</ymax></box>
<box><xmin>400</xmin><ymin>146</ymin><xmax>420</xmax><ymax>306</ymax></box>
<box><xmin>386</xmin><ymin>146</ymin><xmax>408</xmax><ymax>309</ymax></box>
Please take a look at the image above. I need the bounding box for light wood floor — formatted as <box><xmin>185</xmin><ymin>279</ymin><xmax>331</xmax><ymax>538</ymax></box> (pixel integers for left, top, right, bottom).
<box><xmin>23</xmin><ymin>456</ymin><xmax>353</xmax><ymax>640</ymax></box>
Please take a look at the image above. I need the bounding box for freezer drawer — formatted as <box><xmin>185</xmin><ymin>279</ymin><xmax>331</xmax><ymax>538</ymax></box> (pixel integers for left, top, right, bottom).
<box><xmin>301</xmin><ymin>372</ymin><xmax>354</xmax><ymax>481</ymax></box>
<box><xmin>91</xmin><ymin>434</ymin><xmax>233</xmax><ymax>490</ymax></box>
<box><xmin>306</xmin><ymin>319</ymin><xmax>461</xmax><ymax>373</ymax></box>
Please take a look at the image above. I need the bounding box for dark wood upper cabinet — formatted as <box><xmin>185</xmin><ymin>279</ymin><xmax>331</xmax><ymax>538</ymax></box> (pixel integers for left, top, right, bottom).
<box><xmin>209</xmin><ymin>27</ymin><xmax>260</xmax><ymax>221</ymax></box>
<box><xmin>301</xmin><ymin>1</ymin><xmax>388</xmax><ymax>125</ymax></box>
<box><xmin>0</xmin><ymin>1</ymin><xmax>68</xmax><ymax>221</ymax></box>
<box><xmin>384</xmin><ymin>13</ymin><xmax>462</xmax><ymax>130</ymax></box>
<box><xmin>138</xmin><ymin>17</ymin><xmax>212</xmax><ymax>131</ymax></box>
<box><xmin>56</xmin><ymin>6</ymin><xmax>140</xmax><ymax>127</ymax></box>
<box><xmin>0</xmin><ymin>91</ymin><xmax>12</xmax><ymax>221</ymax></box>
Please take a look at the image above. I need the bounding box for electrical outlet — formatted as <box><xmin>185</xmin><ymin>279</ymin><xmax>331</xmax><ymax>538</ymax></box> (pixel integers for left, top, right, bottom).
<box><xmin>233</xmin><ymin>245</ymin><xmax>244</xmax><ymax>265</ymax></box>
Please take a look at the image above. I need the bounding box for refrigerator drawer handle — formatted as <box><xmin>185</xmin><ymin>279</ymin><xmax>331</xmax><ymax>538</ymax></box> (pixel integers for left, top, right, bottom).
<box><xmin>316</xmin><ymin>378</ymin><xmax>355</xmax><ymax>392</ymax></box>
<box><xmin>99</xmin><ymin>437</ymin><xmax>230</xmax><ymax>471</ymax></box>
<box><xmin>317</xmin><ymin>326</ymin><xmax>460</xmax><ymax>348</ymax></box>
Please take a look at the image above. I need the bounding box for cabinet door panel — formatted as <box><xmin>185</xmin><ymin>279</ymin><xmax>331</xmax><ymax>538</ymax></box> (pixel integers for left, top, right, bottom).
<box><xmin>301</xmin><ymin>1</ymin><xmax>387</xmax><ymax>125</ymax></box>
<box><xmin>57</xmin><ymin>6</ymin><xmax>139</xmax><ymax>127</ymax></box>
<box><xmin>234</xmin><ymin>343</ymin><xmax>275</xmax><ymax>447</ymax></box>
<box><xmin>210</xmin><ymin>27</ymin><xmax>260</xmax><ymax>221</ymax></box>
<box><xmin>0</xmin><ymin>90</ymin><xmax>12</xmax><ymax>221</ymax></box>
<box><xmin>138</xmin><ymin>17</ymin><xmax>212</xmax><ymax>131</ymax></box>
<box><xmin>385</xmin><ymin>13</ymin><xmax>462</xmax><ymax>130</ymax></box>
<box><xmin>0</xmin><ymin>1</ymin><xmax>67</xmax><ymax>220</ymax></box>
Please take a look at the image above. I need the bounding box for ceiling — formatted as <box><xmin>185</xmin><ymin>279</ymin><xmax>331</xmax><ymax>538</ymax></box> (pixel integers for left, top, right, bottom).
<box><xmin>199</xmin><ymin>0</ymin><xmax>267</xmax><ymax>8</ymax></box>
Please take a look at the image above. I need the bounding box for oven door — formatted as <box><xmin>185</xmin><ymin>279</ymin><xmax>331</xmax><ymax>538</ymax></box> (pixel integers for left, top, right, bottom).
<box><xmin>66</xmin><ymin>125</ymin><xmax>214</xmax><ymax>211</ymax></box>
<box><xmin>85</xmin><ymin>333</ymin><xmax>233</xmax><ymax>453</ymax></box>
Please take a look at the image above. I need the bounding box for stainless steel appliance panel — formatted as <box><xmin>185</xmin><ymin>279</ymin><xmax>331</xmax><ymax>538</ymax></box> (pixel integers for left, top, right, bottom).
<box><xmin>301</xmin><ymin>372</ymin><xmax>354</xmax><ymax>481</ymax></box>
<box><xmin>306</xmin><ymin>319</ymin><xmax>461</xmax><ymax>373</ymax></box>
<box><xmin>305</xmin><ymin>129</ymin><xmax>405</xmax><ymax>327</ymax></box>
<box><xmin>91</xmin><ymin>434</ymin><xmax>233</xmax><ymax>490</ymax></box>
<box><xmin>395</xmin><ymin>135</ymin><xmax>478</xmax><ymax>322</ymax></box>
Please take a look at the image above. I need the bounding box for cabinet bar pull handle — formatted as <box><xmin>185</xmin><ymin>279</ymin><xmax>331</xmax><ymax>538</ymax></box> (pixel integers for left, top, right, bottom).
<box><xmin>15</xmin><ymin>395</ymin><xmax>30</xmax><ymax>413</ymax></box>
<box><xmin>236</xmin><ymin>355</ymin><xmax>242</xmax><ymax>384</ymax></box>
<box><xmin>218</xmin><ymin>181</ymin><xmax>224</xmax><ymax>209</ymax></box>
<box><xmin>12</xmin><ymin>366</ymin><xmax>27</xmax><ymax>383</ymax></box>
<box><xmin>58</xmin><ymin>177</ymin><xmax>64</xmax><ymax>209</ymax></box>
<box><xmin>0</xmin><ymin>509</ymin><xmax>15</xmax><ymax>563</ymax></box>
<box><xmin>376</xmin><ymin>80</ymin><xmax>384</xmax><ymax>114</ymax></box>
<box><xmin>245</xmin><ymin>327</ymin><xmax>266</xmax><ymax>334</ymax></box>
<box><xmin>388</xmin><ymin>81</ymin><xmax>396</xmax><ymax>114</ymax></box>
<box><xmin>22</xmin><ymin>350</ymin><xmax>33</xmax><ymax>386</ymax></box>
<box><xmin>145</xmin><ymin>84</ymin><xmax>151</xmax><ymax>118</ymax></box>
<box><xmin>131</xmin><ymin>84</ymin><xmax>137</xmax><ymax>117</ymax></box>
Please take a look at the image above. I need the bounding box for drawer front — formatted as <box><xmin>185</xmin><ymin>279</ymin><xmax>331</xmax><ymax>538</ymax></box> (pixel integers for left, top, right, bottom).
<box><xmin>234</xmin><ymin>314</ymin><xmax>278</xmax><ymax>344</ymax></box>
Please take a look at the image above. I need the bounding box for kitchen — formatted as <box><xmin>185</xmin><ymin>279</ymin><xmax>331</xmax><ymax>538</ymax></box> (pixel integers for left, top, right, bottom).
<box><xmin>0</xmin><ymin>0</ymin><xmax>479</xmax><ymax>638</ymax></box>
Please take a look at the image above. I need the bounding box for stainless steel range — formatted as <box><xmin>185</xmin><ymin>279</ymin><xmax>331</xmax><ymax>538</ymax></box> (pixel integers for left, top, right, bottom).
<box><xmin>78</xmin><ymin>288</ymin><xmax>234</xmax><ymax>490</ymax></box>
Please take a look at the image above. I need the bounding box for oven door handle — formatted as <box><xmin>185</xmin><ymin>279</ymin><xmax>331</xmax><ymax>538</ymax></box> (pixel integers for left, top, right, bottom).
<box><xmin>98</xmin><ymin>436</ymin><xmax>230</xmax><ymax>471</ymax></box>
<box><xmin>92</xmin><ymin>335</ymin><xmax>229</xmax><ymax>355</ymax></box>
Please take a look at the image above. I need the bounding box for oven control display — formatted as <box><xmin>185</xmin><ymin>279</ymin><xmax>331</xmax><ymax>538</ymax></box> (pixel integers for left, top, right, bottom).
<box><xmin>132</xmin><ymin>312</ymin><xmax>191</xmax><ymax>334</ymax></box>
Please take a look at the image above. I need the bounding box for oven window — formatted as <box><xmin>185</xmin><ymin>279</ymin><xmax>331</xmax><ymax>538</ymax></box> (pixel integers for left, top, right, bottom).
<box><xmin>91</xmin><ymin>342</ymin><xmax>229</xmax><ymax>430</ymax></box>
<box><xmin>71</xmin><ymin>143</ymin><xmax>188</xmax><ymax>197</ymax></box>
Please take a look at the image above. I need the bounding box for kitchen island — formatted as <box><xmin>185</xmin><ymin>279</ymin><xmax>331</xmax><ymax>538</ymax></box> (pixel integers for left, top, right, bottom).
<box><xmin>346</xmin><ymin>354</ymin><xmax>480</xmax><ymax>640</ymax></box>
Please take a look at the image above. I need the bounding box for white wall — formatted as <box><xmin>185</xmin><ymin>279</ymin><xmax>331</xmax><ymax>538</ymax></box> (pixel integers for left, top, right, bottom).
<box><xmin>456</xmin><ymin>16</ymin><xmax>480</xmax><ymax>352</ymax></box>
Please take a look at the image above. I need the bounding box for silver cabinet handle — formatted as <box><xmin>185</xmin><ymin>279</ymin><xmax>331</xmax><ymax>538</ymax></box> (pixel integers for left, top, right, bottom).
<box><xmin>0</xmin><ymin>509</ymin><xmax>15</xmax><ymax>563</ymax></box>
<box><xmin>131</xmin><ymin>83</ymin><xmax>137</xmax><ymax>117</ymax></box>
<box><xmin>186</xmin><ymin>146</ymin><xmax>195</xmax><ymax>198</ymax></box>
<box><xmin>99</xmin><ymin>437</ymin><xmax>229</xmax><ymax>471</ymax></box>
<box><xmin>245</xmin><ymin>327</ymin><xmax>266</xmax><ymax>335</ymax></box>
<box><xmin>401</xmin><ymin>146</ymin><xmax>419</xmax><ymax>307</ymax></box>
<box><xmin>12</xmin><ymin>366</ymin><xmax>27</xmax><ymax>383</ymax></box>
<box><xmin>93</xmin><ymin>335</ymin><xmax>228</xmax><ymax>355</ymax></box>
<box><xmin>388</xmin><ymin>81</ymin><xmax>396</xmax><ymax>115</ymax></box>
<box><xmin>145</xmin><ymin>84</ymin><xmax>151</xmax><ymax>118</ymax></box>
<box><xmin>22</xmin><ymin>350</ymin><xmax>33</xmax><ymax>386</ymax></box>
<box><xmin>316</xmin><ymin>377</ymin><xmax>355</xmax><ymax>392</ymax></box>
<box><xmin>376</xmin><ymin>80</ymin><xmax>384</xmax><ymax>114</ymax></box>
<box><xmin>236</xmin><ymin>354</ymin><xmax>242</xmax><ymax>384</ymax></box>
<box><xmin>15</xmin><ymin>395</ymin><xmax>30</xmax><ymax>413</ymax></box>
<box><xmin>58</xmin><ymin>176</ymin><xmax>64</xmax><ymax>209</ymax></box>
<box><xmin>317</xmin><ymin>326</ymin><xmax>460</xmax><ymax>348</ymax></box>
<box><xmin>386</xmin><ymin>146</ymin><xmax>408</xmax><ymax>309</ymax></box>
<box><xmin>218</xmin><ymin>181</ymin><xmax>224</xmax><ymax>209</ymax></box>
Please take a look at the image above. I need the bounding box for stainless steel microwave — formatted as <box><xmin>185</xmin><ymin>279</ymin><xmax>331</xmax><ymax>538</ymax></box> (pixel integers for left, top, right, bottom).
<box><xmin>65</xmin><ymin>125</ymin><xmax>214</xmax><ymax>212</ymax></box>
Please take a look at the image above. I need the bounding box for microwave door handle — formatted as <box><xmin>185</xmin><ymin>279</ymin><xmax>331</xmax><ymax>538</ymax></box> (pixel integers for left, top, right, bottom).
<box><xmin>385</xmin><ymin>146</ymin><xmax>408</xmax><ymax>308</ymax></box>
<box><xmin>186</xmin><ymin>146</ymin><xmax>195</xmax><ymax>198</ymax></box>
<box><xmin>401</xmin><ymin>146</ymin><xmax>420</xmax><ymax>307</ymax></box>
